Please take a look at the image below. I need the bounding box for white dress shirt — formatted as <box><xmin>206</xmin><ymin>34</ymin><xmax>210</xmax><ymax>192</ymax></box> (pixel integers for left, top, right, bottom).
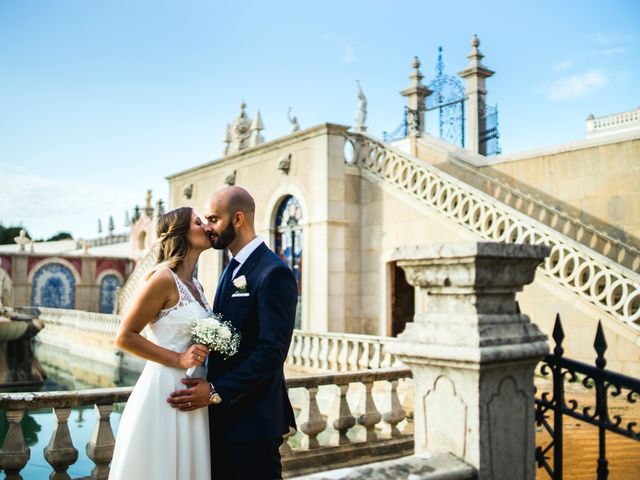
<box><xmin>229</xmin><ymin>236</ymin><xmax>263</xmax><ymax>278</ymax></box>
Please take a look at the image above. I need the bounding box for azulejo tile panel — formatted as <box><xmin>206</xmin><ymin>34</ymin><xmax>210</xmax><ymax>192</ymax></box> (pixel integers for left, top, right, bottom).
<box><xmin>31</xmin><ymin>263</ymin><xmax>76</xmax><ymax>309</ymax></box>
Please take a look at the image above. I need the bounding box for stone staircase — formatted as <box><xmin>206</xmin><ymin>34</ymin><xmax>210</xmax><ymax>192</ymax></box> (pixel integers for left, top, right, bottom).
<box><xmin>114</xmin><ymin>243</ymin><xmax>160</xmax><ymax>314</ymax></box>
<box><xmin>345</xmin><ymin>132</ymin><xmax>640</xmax><ymax>330</ymax></box>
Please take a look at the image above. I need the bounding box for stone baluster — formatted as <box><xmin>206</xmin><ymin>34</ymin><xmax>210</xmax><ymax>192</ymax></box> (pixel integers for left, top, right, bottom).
<box><xmin>356</xmin><ymin>380</ymin><xmax>382</xmax><ymax>442</ymax></box>
<box><xmin>318</xmin><ymin>337</ymin><xmax>330</xmax><ymax>370</ymax></box>
<box><xmin>286</xmin><ymin>333</ymin><xmax>297</xmax><ymax>364</ymax></box>
<box><xmin>310</xmin><ymin>336</ymin><xmax>320</xmax><ymax>369</ymax></box>
<box><xmin>279</xmin><ymin>428</ymin><xmax>295</xmax><ymax>457</ymax></box>
<box><xmin>337</xmin><ymin>338</ymin><xmax>349</xmax><ymax>371</ymax></box>
<box><xmin>385</xmin><ymin>242</ymin><xmax>550</xmax><ymax>480</ymax></box>
<box><xmin>299</xmin><ymin>387</ymin><xmax>327</xmax><ymax>449</ymax></box>
<box><xmin>292</xmin><ymin>334</ymin><xmax>303</xmax><ymax>366</ymax></box>
<box><xmin>370</xmin><ymin>342</ymin><xmax>382</xmax><ymax>369</ymax></box>
<box><xmin>301</xmin><ymin>336</ymin><xmax>312</xmax><ymax>367</ymax></box>
<box><xmin>382</xmin><ymin>380</ymin><xmax>406</xmax><ymax>437</ymax></box>
<box><xmin>86</xmin><ymin>404</ymin><xmax>115</xmax><ymax>480</ymax></box>
<box><xmin>380</xmin><ymin>347</ymin><xmax>392</xmax><ymax>368</ymax></box>
<box><xmin>44</xmin><ymin>407</ymin><xmax>79</xmax><ymax>479</ymax></box>
<box><xmin>357</xmin><ymin>341</ymin><xmax>371</xmax><ymax>369</ymax></box>
<box><xmin>331</xmin><ymin>384</ymin><xmax>355</xmax><ymax>445</ymax></box>
<box><xmin>347</xmin><ymin>340</ymin><xmax>360</xmax><ymax>371</ymax></box>
<box><xmin>327</xmin><ymin>338</ymin><xmax>339</xmax><ymax>371</ymax></box>
<box><xmin>0</xmin><ymin>409</ymin><xmax>30</xmax><ymax>480</ymax></box>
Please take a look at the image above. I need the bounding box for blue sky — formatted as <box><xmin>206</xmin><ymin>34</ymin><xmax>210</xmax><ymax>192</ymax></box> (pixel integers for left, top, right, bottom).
<box><xmin>1</xmin><ymin>0</ymin><xmax>638</xmax><ymax>240</ymax></box>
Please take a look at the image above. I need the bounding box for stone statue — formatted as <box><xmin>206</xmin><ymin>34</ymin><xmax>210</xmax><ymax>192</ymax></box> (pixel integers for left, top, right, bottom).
<box><xmin>13</xmin><ymin>230</ymin><xmax>29</xmax><ymax>252</ymax></box>
<box><xmin>355</xmin><ymin>80</ymin><xmax>367</xmax><ymax>133</ymax></box>
<box><xmin>288</xmin><ymin>107</ymin><xmax>300</xmax><ymax>133</ymax></box>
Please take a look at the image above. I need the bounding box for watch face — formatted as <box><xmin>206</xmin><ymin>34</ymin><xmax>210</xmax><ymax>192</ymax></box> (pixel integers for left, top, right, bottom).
<box><xmin>211</xmin><ymin>394</ymin><xmax>222</xmax><ymax>404</ymax></box>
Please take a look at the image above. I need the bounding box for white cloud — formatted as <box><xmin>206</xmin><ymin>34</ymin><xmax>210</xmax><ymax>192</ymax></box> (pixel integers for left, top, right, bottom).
<box><xmin>341</xmin><ymin>44</ymin><xmax>357</xmax><ymax>64</ymax></box>
<box><xmin>552</xmin><ymin>60</ymin><xmax>574</xmax><ymax>72</ymax></box>
<box><xmin>601</xmin><ymin>46</ymin><xmax>627</xmax><ymax>56</ymax></box>
<box><xmin>538</xmin><ymin>70</ymin><xmax>607</xmax><ymax>101</ymax></box>
<box><xmin>593</xmin><ymin>32</ymin><xmax>635</xmax><ymax>45</ymax></box>
<box><xmin>0</xmin><ymin>164</ymin><xmax>140</xmax><ymax>239</ymax></box>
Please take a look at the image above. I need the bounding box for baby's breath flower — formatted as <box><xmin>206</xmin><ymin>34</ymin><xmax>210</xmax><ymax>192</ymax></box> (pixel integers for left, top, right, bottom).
<box><xmin>191</xmin><ymin>313</ymin><xmax>240</xmax><ymax>358</ymax></box>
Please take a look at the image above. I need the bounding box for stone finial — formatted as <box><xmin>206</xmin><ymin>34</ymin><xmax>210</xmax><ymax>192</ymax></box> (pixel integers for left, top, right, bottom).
<box><xmin>288</xmin><ymin>107</ymin><xmax>300</xmax><ymax>133</ymax></box>
<box><xmin>354</xmin><ymin>80</ymin><xmax>368</xmax><ymax>133</ymax></box>
<box><xmin>13</xmin><ymin>230</ymin><xmax>30</xmax><ymax>252</ymax></box>
<box><xmin>250</xmin><ymin>110</ymin><xmax>265</xmax><ymax>147</ymax></box>
<box><xmin>155</xmin><ymin>199</ymin><xmax>165</xmax><ymax>217</ymax></box>
<box><xmin>460</xmin><ymin>34</ymin><xmax>493</xmax><ymax>76</ymax></box>
<box><xmin>97</xmin><ymin>219</ymin><xmax>103</xmax><ymax>235</ymax></box>
<box><xmin>81</xmin><ymin>240</ymin><xmax>91</xmax><ymax>255</ymax></box>
<box><xmin>224</xmin><ymin>102</ymin><xmax>253</xmax><ymax>155</ymax></box>
<box><xmin>108</xmin><ymin>216</ymin><xmax>115</xmax><ymax>235</ymax></box>
<box><xmin>400</xmin><ymin>56</ymin><xmax>432</xmax><ymax>136</ymax></box>
<box><xmin>124</xmin><ymin>211</ymin><xmax>130</xmax><ymax>227</ymax></box>
<box><xmin>223</xmin><ymin>123</ymin><xmax>232</xmax><ymax>156</ymax></box>
<box><xmin>144</xmin><ymin>189</ymin><xmax>153</xmax><ymax>216</ymax></box>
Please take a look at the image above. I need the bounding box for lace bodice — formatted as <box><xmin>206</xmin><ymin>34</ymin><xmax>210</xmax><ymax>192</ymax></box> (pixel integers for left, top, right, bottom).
<box><xmin>144</xmin><ymin>270</ymin><xmax>211</xmax><ymax>353</ymax></box>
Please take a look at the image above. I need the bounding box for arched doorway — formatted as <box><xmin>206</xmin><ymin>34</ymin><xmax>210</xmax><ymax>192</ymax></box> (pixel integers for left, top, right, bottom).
<box><xmin>387</xmin><ymin>262</ymin><xmax>415</xmax><ymax>337</ymax></box>
<box><xmin>274</xmin><ymin>195</ymin><xmax>303</xmax><ymax>329</ymax></box>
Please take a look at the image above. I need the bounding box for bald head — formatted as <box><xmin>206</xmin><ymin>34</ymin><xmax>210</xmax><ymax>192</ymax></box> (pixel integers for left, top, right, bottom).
<box><xmin>211</xmin><ymin>186</ymin><xmax>255</xmax><ymax>221</ymax></box>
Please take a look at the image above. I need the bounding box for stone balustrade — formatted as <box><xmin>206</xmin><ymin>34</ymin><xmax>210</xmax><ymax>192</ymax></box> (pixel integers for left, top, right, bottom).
<box><xmin>288</xmin><ymin>330</ymin><xmax>400</xmax><ymax>371</ymax></box>
<box><xmin>345</xmin><ymin>132</ymin><xmax>640</xmax><ymax>328</ymax></box>
<box><xmin>38</xmin><ymin>308</ymin><xmax>120</xmax><ymax>338</ymax></box>
<box><xmin>0</xmin><ymin>368</ymin><xmax>413</xmax><ymax>479</ymax></box>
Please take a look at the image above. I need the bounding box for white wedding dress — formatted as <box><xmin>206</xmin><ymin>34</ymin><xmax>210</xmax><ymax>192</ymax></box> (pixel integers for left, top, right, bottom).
<box><xmin>109</xmin><ymin>270</ymin><xmax>212</xmax><ymax>480</ymax></box>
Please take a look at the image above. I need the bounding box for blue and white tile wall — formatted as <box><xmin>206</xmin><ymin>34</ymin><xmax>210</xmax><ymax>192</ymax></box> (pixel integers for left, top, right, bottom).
<box><xmin>31</xmin><ymin>263</ymin><xmax>76</xmax><ymax>309</ymax></box>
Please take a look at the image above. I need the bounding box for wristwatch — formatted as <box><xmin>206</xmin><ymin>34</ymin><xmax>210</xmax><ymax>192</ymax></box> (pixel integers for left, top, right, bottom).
<box><xmin>208</xmin><ymin>383</ymin><xmax>222</xmax><ymax>405</ymax></box>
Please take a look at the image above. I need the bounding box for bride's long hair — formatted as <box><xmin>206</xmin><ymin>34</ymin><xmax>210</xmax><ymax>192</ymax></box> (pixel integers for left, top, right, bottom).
<box><xmin>146</xmin><ymin>206</ymin><xmax>193</xmax><ymax>279</ymax></box>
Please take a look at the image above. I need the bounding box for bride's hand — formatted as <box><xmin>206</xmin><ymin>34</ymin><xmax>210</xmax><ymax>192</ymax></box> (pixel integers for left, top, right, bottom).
<box><xmin>178</xmin><ymin>344</ymin><xmax>209</xmax><ymax>369</ymax></box>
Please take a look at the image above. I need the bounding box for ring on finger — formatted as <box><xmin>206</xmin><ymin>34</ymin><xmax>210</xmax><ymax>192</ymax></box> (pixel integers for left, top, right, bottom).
<box><xmin>188</xmin><ymin>401</ymin><xmax>191</xmax><ymax>407</ymax></box>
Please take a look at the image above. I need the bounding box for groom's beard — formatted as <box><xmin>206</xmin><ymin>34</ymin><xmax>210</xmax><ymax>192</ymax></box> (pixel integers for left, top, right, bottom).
<box><xmin>210</xmin><ymin>221</ymin><xmax>236</xmax><ymax>250</ymax></box>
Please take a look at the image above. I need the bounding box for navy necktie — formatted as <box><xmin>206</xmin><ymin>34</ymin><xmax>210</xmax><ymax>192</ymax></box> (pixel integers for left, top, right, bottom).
<box><xmin>214</xmin><ymin>258</ymin><xmax>239</xmax><ymax>312</ymax></box>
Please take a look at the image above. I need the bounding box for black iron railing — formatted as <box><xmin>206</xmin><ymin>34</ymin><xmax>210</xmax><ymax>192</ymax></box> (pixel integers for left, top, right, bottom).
<box><xmin>535</xmin><ymin>314</ymin><xmax>640</xmax><ymax>480</ymax></box>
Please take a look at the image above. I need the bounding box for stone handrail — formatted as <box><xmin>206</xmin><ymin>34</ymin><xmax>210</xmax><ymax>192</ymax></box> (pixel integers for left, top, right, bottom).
<box><xmin>114</xmin><ymin>243</ymin><xmax>160</xmax><ymax>314</ymax></box>
<box><xmin>0</xmin><ymin>368</ymin><xmax>413</xmax><ymax>479</ymax></box>
<box><xmin>38</xmin><ymin>308</ymin><xmax>120</xmax><ymax>338</ymax></box>
<box><xmin>587</xmin><ymin>108</ymin><xmax>640</xmax><ymax>133</ymax></box>
<box><xmin>288</xmin><ymin>330</ymin><xmax>399</xmax><ymax>371</ymax></box>
<box><xmin>345</xmin><ymin>132</ymin><xmax>640</xmax><ymax>328</ymax></box>
<box><xmin>429</xmin><ymin>143</ymin><xmax>640</xmax><ymax>273</ymax></box>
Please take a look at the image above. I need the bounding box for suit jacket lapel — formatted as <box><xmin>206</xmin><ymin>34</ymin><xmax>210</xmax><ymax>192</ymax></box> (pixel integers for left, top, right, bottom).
<box><xmin>220</xmin><ymin>242</ymin><xmax>269</xmax><ymax>313</ymax></box>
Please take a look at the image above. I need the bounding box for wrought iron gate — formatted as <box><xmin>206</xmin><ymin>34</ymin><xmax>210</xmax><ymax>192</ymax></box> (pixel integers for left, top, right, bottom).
<box><xmin>535</xmin><ymin>315</ymin><xmax>640</xmax><ymax>479</ymax></box>
<box><xmin>425</xmin><ymin>47</ymin><xmax>465</xmax><ymax>148</ymax></box>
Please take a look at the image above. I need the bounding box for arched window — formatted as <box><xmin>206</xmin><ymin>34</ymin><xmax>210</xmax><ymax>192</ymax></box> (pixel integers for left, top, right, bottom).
<box><xmin>274</xmin><ymin>195</ymin><xmax>303</xmax><ymax>328</ymax></box>
<box><xmin>99</xmin><ymin>274</ymin><xmax>121</xmax><ymax>314</ymax></box>
<box><xmin>31</xmin><ymin>263</ymin><xmax>76</xmax><ymax>309</ymax></box>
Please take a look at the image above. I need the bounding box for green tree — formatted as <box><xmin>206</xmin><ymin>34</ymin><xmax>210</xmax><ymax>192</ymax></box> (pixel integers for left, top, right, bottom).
<box><xmin>0</xmin><ymin>224</ymin><xmax>31</xmax><ymax>245</ymax></box>
<box><xmin>47</xmin><ymin>232</ymin><xmax>73</xmax><ymax>241</ymax></box>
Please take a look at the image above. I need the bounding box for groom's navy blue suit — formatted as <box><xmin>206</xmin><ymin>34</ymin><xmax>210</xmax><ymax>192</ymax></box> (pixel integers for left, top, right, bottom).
<box><xmin>207</xmin><ymin>241</ymin><xmax>297</xmax><ymax>480</ymax></box>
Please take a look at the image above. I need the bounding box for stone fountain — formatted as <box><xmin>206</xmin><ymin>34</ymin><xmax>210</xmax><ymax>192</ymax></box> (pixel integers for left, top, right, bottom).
<box><xmin>0</xmin><ymin>304</ymin><xmax>46</xmax><ymax>388</ymax></box>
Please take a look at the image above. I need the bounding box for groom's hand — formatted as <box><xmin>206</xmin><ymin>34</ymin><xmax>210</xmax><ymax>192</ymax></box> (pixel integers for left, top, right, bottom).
<box><xmin>167</xmin><ymin>378</ymin><xmax>211</xmax><ymax>411</ymax></box>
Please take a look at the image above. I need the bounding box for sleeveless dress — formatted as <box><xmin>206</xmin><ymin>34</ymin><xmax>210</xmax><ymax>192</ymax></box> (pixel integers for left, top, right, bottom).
<box><xmin>109</xmin><ymin>270</ymin><xmax>212</xmax><ymax>480</ymax></box>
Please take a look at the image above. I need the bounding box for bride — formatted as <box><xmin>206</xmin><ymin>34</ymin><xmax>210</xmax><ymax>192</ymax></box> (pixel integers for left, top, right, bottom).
<box><xmin>109</xmin><ymin>207</ymin><xmax>213</xmax><ymax>480</ymax></box>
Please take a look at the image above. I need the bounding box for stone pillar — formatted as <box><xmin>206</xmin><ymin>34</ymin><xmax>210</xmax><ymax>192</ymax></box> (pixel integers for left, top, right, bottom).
<box><xmin>458</xmin><ymin>35</ymin><xmax>494</xmax><ymax>155</ymax></box>
<box><xmin>385</xmin><ymin>242</ymin><xmax>549</xmax><ymax>480</ymax></box>
<box><xmin>400</xmin><ymin>57</ymin><xmax>432</xmax><ymax>141</ymax></box>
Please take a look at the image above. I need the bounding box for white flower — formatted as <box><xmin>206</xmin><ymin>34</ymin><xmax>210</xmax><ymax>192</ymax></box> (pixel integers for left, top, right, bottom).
<box><xmin>219</xmin><ymin>326</ymin><xmax>231</xmax><ymax>339</ymax></box>
<box><xmin>233</xmin><ymin>275</ymin><xmax>247</xmax><ymax>289</ymax></box>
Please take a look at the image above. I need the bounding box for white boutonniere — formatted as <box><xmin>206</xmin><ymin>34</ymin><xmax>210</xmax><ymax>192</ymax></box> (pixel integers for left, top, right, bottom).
<box><xmin>233</xmin><ymin>275</ymin><xmax>248</xmax><ymax>293</ymax></box>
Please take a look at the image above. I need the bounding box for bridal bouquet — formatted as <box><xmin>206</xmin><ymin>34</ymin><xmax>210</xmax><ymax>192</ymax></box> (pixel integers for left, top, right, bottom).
<box><xmin>186</xmin><ymin>313</ymin><xmax>241</xmax><ymax>378</ymax></box>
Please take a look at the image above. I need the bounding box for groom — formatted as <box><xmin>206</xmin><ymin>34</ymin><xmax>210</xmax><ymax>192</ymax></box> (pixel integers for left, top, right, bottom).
<box><xmin>168</xmin><ymin>186</ymin><xmax>298</xmax><ymax>479</ymax></box>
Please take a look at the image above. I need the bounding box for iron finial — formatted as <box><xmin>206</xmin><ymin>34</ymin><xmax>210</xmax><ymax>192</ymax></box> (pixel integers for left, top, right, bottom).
<box><xmin>594</xmin><ymin>320</ymin><xmax>608</xmax><ymax>369</ymax></box>
<box><xmin>552</xmin><ymin>314</ymin><xmax>565</xmax><ymax>357</ymax></box>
